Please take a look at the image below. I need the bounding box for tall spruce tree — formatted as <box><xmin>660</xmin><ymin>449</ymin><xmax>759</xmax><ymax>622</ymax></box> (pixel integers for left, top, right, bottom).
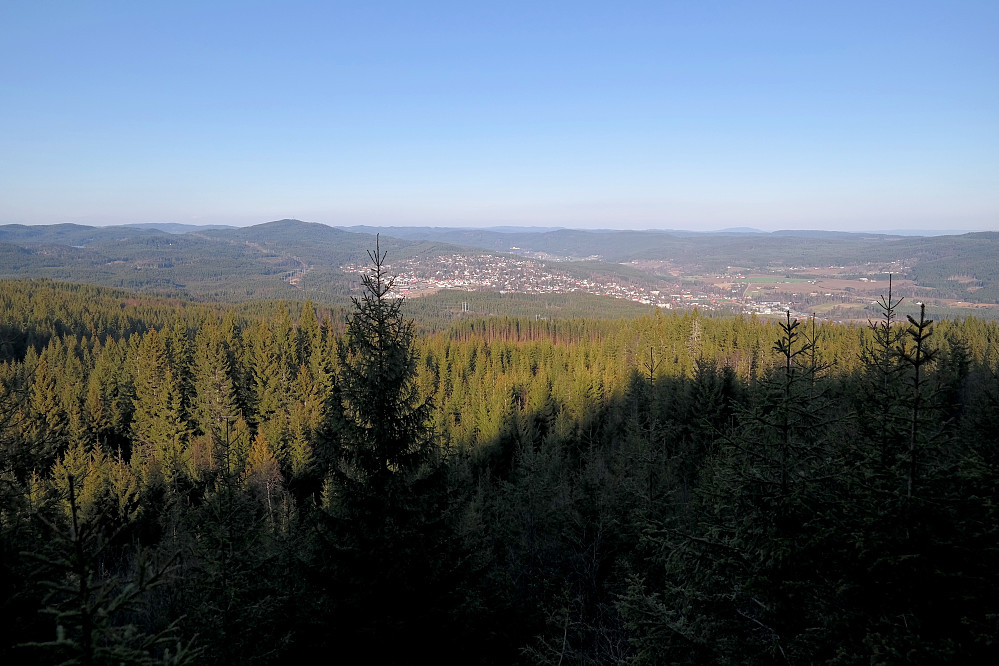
<box><xmin>191</xmin><ymin>320</ymin><xmax>246</xmax><ymax>477</ymax></box>
<box><xmin>323</xmin><ymin>236</ymin><xmax>449</xmax><ymax>663</ymax></box>
<box><xmin>334</xmin><ymin>236</ymin><xmax>434</xmax><ymax>491</ymax></box>
<box><xmin>131</xmin><ymin>329</ymin><xmax>191</xmax><ymax>493</ymax></box>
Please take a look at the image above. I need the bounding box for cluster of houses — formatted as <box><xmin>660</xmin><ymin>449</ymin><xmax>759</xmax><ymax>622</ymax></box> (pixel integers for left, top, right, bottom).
<box><xmin>343</xmin><ymin>253</ymin><xmax>801</xmax><ymax>316</ymax></box>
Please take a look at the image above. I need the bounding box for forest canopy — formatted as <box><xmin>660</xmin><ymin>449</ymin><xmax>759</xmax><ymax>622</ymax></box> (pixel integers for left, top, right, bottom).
<box><xmin>1</xmin><ymin>263</ymin><xmax>998</xmax><ymax>664</ymax></box>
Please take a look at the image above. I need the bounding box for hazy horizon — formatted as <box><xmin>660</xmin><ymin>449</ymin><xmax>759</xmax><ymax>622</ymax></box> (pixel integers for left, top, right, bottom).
<box><xmin>2</xmin><ymin>218</ymin><xmax>985</xmax><ymax>238</ymax></box>
<box><xmin>2</xmin><ymin>2</ymin><xmax>996</xmax><ymax>233</ymax></box>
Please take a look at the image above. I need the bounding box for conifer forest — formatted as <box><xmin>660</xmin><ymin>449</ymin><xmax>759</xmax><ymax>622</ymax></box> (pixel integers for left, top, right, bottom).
<box><xmin>2</xmin><ymin>250</ymin><xmax>998</xmax><ymax>665</ymax></box>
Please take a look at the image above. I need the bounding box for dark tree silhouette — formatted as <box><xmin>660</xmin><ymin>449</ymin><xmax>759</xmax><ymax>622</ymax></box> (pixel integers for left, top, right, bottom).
<box><xmin>322</xmin><ymin>236</ymin><xmax>450</xmax><ymax>663</ymax></box>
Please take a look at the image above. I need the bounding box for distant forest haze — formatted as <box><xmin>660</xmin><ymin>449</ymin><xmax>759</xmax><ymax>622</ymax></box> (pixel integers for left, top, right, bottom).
<box><xmin>2</xmin><ymin>237</ymin><xmax>998</xmax><ymax>663</ymax></box>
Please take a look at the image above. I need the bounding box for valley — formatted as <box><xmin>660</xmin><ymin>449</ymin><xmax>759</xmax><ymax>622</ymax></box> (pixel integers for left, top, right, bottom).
<box><xmin>2</xmin><ymin>220</ymin><xmax>997</xmax><ymax>322</ymax></box>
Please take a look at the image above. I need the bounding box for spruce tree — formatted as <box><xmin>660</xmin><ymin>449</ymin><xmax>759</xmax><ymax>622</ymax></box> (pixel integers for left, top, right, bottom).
<box><xmin>21</xmin><ymin>474</ymin><xmax>198</xmax><ymax>665</ymax></box>
<box><xmin>334</xmin><ymin>236</ymin><xmax>434</xmax><ymax>491</ymax></box>
<box><xmin>131</xmin><ymin>329</ymin><xmax>191</xmax><ymax>492</ymax></box>
<box><xmin>621</xmin><ymin>312</ymin><xmax>847</xmax><ymax>664</ymax></box>
<box><xmin>191</xmin><ymin>321</ymin><xmax>244</xmax><ymax>474</ymax></box>
<box><xmin>858</xmin><ymin>274</ymin><xmax>908</xmax><ymax>479</ymax></box>
<box><xmin>323</xmin><ymin>236</ymin><xmax>449</xmax><ymax>662</ymax></box>
<box><xmin>27</xmin><ymin>349</ymin><xmax>70</xmax><ymax>468</ymax></box>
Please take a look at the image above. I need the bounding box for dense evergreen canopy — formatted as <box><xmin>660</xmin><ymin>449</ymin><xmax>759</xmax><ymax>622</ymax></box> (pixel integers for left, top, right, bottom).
<box><xmin>1</xmin><ymin>267</ymin><xmax>998</xmax><ymax>664</ymax></box>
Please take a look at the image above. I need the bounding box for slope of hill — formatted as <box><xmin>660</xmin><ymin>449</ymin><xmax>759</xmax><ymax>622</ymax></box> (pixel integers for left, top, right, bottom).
<box><xmin>0</xmin><ymin>221</ymin><xmax>355</xmax><ymax>301</ymax></box>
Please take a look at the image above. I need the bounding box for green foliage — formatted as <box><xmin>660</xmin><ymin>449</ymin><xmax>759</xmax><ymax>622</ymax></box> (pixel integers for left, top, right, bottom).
<box><xmin>130</xmin><ymin>330</ymin><xmax>191</xmax><ymax>491</ymax></box>
<box><xmin>319</xmin><ymin>237</ymin><xmax>457</xmax><ymax>662</ymax></box>
<box><xmin>334</xmin><ymin>237</ymin><xmax>435</xmax><ymax>490</ymax></box>
<box><xmin>190</xmin><ymin>321</ymin><xmax>241</xmax><ymax>445</ymax></box>
<box><xmin>20</xmin><ymin>474</ymin><xmax>198</xmax><ymax>665</ymax></box>
<box><xmin>2</xmin><ymin>275</ymin><xmax>999</xmax><ymax>663</ymax></box>
<box><xmin>620</xmin><ymin>313</ymin><xmax>851</xmax><ymax>663</ymax></box>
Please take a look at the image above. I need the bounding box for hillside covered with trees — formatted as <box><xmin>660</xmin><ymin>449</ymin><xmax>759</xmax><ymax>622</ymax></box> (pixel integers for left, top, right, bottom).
<box><xmin>2</xmin><ymin>248</ymin><xmax>998</xmax><ymax>663</ymax></box>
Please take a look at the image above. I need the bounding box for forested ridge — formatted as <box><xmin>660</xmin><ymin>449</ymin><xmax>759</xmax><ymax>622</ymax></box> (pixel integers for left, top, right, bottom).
<box><xmin>2</xmin><ymin>264</ymin><xmax>998</xmax><ymax>664</ymax></box>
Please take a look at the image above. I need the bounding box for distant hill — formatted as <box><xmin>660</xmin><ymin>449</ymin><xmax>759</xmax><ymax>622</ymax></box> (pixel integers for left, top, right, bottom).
<box><xmin>872</xmin><ymin>228</ymin><xmax>974</xmax><ymax>236</ymax></box>
<box><xmin>123</xmin><ymin>222</ymin><xmax>237</xmax><ymax>234</ymax></box>
<box><xmin>0</xmin><ymin>220</ymin><xmax>386</xmax><ymax>302</ymax></box>
<box><xmin>345</xmin><ymin>225</ymin><xmax>565</xmax><ymax>235</ymax></box>
<box><xmin>770</xmin><ymin>229</ymin><xmax>892</xmax><ymax>239</ymax></box>
<box><xmin>0</xmin><ymin>223</ymin><xmax>162</xmax><ymax>246</ymax></box>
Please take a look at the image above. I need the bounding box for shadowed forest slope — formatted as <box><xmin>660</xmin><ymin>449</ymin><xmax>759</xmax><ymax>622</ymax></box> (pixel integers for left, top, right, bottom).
<box><xmin>2</xmin><ymin>273</ymin><xmax>998</xmax><ymax>664</ymax></box>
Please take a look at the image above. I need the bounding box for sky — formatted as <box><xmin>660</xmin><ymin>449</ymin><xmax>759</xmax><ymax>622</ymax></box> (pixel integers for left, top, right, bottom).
<box><xmin>1</xmin><ymin>1</ymin><xmax>997</xmax><ymax>232</ymax></box>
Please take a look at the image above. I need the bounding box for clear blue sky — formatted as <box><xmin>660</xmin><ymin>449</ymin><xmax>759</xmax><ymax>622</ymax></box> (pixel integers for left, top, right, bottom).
<box><xmin>2</xmin><ymin>0</ymin><xmax>996</xmax><ymax>231</ymax></box>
